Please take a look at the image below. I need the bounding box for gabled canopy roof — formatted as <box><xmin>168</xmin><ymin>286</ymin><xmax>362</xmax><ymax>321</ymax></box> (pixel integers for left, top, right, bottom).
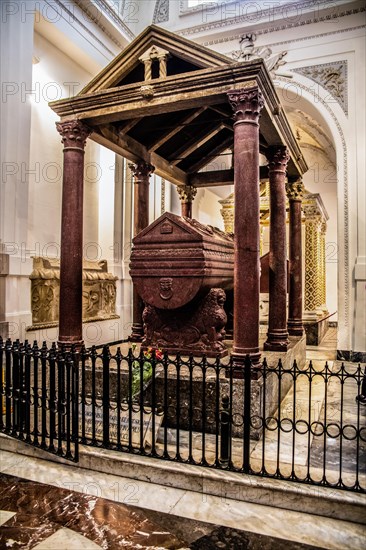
<box><xmin>50</xmin><ymin>25</ymin><xmax>307</xmax><ymax>186</ymax></box>
<box><xmin>81</xmin><ymin>25</ymin><xmax>232</xmax><ymax>94</ymax></box>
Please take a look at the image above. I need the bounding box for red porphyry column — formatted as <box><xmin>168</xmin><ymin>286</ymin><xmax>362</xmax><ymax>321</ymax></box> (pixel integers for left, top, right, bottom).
<box><xmin>56</xmin><ymin>119</ymin><xmax>91</xmax><ymax>348</ymax></box>
<box><xmin>227</xmin><ymin>86</ymin><xmax>264</xmax><ymax>372</ymax></box>
<box><xmin>264</xmin><ymin>146</ymin><xmax>290</xmax><ymax>351</ymax></box>
<box><xmin>129</xmin><ymin>161</ymin><xmax>155</xmax><ymax>341</ymax></box>
<box><xmin>287</xmin><ymin>177</ymin><xmax>305</xmax><ymax>336</ymax></box>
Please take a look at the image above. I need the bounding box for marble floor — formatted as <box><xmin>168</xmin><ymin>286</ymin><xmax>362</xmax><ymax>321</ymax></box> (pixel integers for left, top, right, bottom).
<box><xmin>0</xmin><ymin>452</ymin><xmax>365</xmax><ymax>550</ymax></box>
<box><xmin>1</xmin><ymin>328</ymin><xmax>365</xmax><ymax>549</ymax></box>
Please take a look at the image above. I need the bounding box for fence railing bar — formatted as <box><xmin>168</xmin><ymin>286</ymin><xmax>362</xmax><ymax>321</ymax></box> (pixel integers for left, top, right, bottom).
<box><xmin>214</xmin><ymin>357</ymin><xmax>220</xmax><ymax>467</ymax></box>
<box><xmin>32</xmin><ymin>341</ymin><xmax>39</xmax><ymax>446</ymax></box>
<box><xmin>24</xmin><ymin>343</ymin><xmax>32</xmax><ymax>444</ymax></box>
<box><xmin>276</xmin><ymin>358</ymin><xmax>282</xmax><ymax>478</ymax></box>
<box><xmin>102</xmin><ymin>346</ymin><xmax>110</xmax><ymax>449</ymax></box>
<box><xmin>201</xmin><ymin>356</ymin><xmax>207</xmax><ymax>466</ymax></box>
<box><xmin>322</xmin><ymin>362</ymin><xmax>329</xmax><ymax>485</ymax></box>
<box><xmin>40</xmin><ymin>342</ymin><xmax>48</xmax><ymax>450</ymax></box>
<box><xmin>291</xmin><ymin>359</ymin><xmax>297</xmax><ymax>480</ymax></box>
<box><xmin>339</xmin><ymin>362</ymin><xmax>345</xmax><ymax>487</ymax></box>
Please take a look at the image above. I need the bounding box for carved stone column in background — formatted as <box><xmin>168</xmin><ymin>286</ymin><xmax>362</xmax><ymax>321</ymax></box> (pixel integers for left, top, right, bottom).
<box><xmin>264</xmin><ymin>146</ymin><xmax>290</xmax><ymax>352</ymax></box>
<box><xmin>320</xmin><ymin>220</ymin><xmax>327</xmax><ymax>312</ymax></box>
<box><xmin>56</xmin><ymin>119</ymin><xmax>91</xmax><ymax>348</ymax></box>
<box><xmin>304</xmin><ymin>208</ymin><xmax>323</xmax><ymax>314</ymax></box>
<box><xmin>286</xmin><ymin>178</ymin><xmax>304</xmax><ymax>337</ymax></box>
<box><xmin>129</xmin><ymin>161</ymin><xmax>155</xmax><ymax>341</ymax></box>
<box><xmin>177</xmin><ymin>185</ymin><xmax>197</xmax><ymax>218</ymax></box>
<box><xmin>219</xmin><ymin>193</ymin><xmax>234</xmax><ymax>233</ymax></box>
<box><xmin>227</xmin><ymin>86</ymin><xmax>264</xmax><ymax>372</ymax></box>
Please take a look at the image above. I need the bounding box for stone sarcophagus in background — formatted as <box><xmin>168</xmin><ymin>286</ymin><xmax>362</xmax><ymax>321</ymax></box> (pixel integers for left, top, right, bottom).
<box><xmin>29</xmin><ymin>257</ymin><xmax>118</xmax><ymax>330</ymax></box>
<box><xmin>130</xmin><ymin>213</ymin><xmax>234</xmax><ymax>357</ymax></box>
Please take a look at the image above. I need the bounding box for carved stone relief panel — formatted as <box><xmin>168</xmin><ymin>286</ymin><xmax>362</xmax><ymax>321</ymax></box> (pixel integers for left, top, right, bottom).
<box><xmin>292</xmin><ymin>61</ymin><xmax>348</xmax><ymax>115</ymax></box>
<box><xmin>29</xmin><ymin>257</ymin><xmax>119</xmax><ymax>330</ymax></box>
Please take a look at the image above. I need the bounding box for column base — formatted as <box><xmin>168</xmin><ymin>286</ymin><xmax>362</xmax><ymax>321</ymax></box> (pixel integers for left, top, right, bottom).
<box><xmin>57</xmin><ymin>338</ymin><xmax>84</xmax><ymax>351</ymax></box>
<box><xmin>0</xmin><ymin>322</ymin><xmax>9</xmax><ymax>340</ymax></box>
<box><xmin>264</xmin><ymin>330</ymin><xmax>289</xmax><ymax>352</ymax></box>
<box><xmin>229</xmin><ymin>349</ymin><xmax>262</xmax><ymax>379</ymax></box>
<box><xmin>287</xmin><ymin>319</ymin><xmax>304</xmax><ymax>337</ymax></box>
<box><xmin>130</xmin><ymin>324</ymin><xmax>144</xmax><ymax>342</ymax></box>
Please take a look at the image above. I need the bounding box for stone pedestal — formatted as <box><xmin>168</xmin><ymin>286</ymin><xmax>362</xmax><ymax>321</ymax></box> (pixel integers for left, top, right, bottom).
<box><xmin>303</xmin><ymin>314</ymin><xmax>330</xmax><ymax>346</ymax></box>
<box><xmin>86</xmin><ymin>336</ymin><xmax>306</xmax><ymax>440</ymax></box>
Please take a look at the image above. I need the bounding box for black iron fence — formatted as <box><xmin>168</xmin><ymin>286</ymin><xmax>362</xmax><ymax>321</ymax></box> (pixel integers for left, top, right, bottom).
<box><xmin>1</xmin><ymin>337</ymin><xmax>365</xmax><ymax>493</ymax></box>
<box><xmin>0</xmin><ymin>339</ymin><xmax>79</xmax><ymax>461</ymax></box>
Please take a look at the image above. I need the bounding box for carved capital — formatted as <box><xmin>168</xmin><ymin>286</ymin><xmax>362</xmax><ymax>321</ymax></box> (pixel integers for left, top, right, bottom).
<box><xmin>129</xmin><ymin>161</ymin><xmax>155</xmax><ymax>182</ymax></box>
<box><xmin>227</xmin><ymin>86</ymin><xmax>264</xmax><ymax>123</ymax></box>
<box><xmin>177</xmin><ymin>185</ymin><xmax>197</xmax><ymax>203</ymax></box>
<box><xmin>303</xmin><ymin>204</ymin><xmax>322</xmax><ymax>223</ymax></box>
<box><xmin>267</xmin><ymin>145</ymin><xmax>290</xmax><ymax>173</ymax></box>
<box><xmin>56</xmin><ymin>120</ymin><xmax>91</xmax><ymax>149</ymax></box>
<box><xmin>286</xmin><ymin>178</ymin><xmax>305</xmax><ymax>201</ymax></box>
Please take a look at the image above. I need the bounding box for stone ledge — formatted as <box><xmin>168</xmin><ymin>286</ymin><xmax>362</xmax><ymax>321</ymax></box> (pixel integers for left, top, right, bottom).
<box><xmin>1</xmin><ymin>433</ymin><xmax>365</xmax><ymax>525</ymax></box>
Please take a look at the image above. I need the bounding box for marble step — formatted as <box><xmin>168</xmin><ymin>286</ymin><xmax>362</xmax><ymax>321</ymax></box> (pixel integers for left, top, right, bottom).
<box><xmin>1</xmin><ymin>433</ymin><xmax>365</xmax><ymax>526</ymax></box>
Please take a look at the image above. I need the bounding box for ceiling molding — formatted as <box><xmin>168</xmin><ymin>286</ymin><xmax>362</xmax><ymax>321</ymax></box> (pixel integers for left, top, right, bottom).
<box><xmin>178</xmin><ymin>4</ymin><xmax>365</xmax><ymax>38</ymax></box>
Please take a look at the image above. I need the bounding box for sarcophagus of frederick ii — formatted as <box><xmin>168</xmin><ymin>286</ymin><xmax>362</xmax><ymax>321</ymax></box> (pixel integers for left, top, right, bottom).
<box><xmin>130</xmin><ymin>212</ymin><xmax>234</xmax><ymax>357</ymax></box>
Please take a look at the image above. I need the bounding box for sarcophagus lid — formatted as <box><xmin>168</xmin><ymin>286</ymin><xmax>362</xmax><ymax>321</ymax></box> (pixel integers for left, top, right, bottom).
<box><xmin>130</xmin><ymin>213</ymin><xmax>234</xmax><ymax>309</ymax></box>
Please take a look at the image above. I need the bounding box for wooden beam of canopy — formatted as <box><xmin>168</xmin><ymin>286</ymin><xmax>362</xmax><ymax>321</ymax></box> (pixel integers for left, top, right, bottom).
<box><xmin>50</xmin><ymin>61</ymin><xmax>307</xmax><ymax>178</ymax></box>
<box><xmin>189</xmin><ymin>167</ymin><xmax>269</xmax><ymax>187</ymax></box>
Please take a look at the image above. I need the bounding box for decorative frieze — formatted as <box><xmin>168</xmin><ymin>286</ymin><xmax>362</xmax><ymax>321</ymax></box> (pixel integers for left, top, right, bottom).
<box><xmin>153</xmin><ymin>0</ymin><xmax>169</xmax><ymax>23</ymax></box>
<box><xmin>292</xmin><ymin>61</ymin><xmax>348</xmax><ymax>115</ymax></box>
<box><xmin>28</xmin><ymin>258</ymin><xmax>118</xmax><ymax>330</ymax></box>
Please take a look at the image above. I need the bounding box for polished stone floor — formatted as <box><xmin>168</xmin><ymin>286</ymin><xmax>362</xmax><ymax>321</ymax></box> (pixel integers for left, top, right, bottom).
<box><xmin>0</xmin><ymin>472</ymin><xmax>323</xmax><ymax>550</ymax></box>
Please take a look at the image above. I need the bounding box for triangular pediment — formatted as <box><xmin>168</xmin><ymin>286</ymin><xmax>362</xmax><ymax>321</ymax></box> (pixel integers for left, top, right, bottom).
<box><xmin>133</xmin><ymin>212</ymin><xmax>200</xmax><ymax>244</ymax></box>
<box><xmin>80</xmin><ymin>25</ymin><xmax>232</xmax><ymax>94</ymax></box>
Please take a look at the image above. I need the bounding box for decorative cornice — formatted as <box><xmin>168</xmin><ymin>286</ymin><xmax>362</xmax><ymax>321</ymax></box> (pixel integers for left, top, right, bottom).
<box><xmin>292</xmin><ymin>61</ymin><xmax>348</xmax><ymax>115</ymax></box>
<box><xmin>180</xmin><ymin>5</ymin><xmax>365</xmax><ymax>38</ymax></box>
<box><xmin>153</xmin><ymin>0</ymin><xmax>169</xmax><ymax>23</ymax></box>
<box><xmin>56</xmin><ymin>120</ymin><xmax>91</xmax><ymax>149</ymax></box>
<box><xmin>227</xmin><ymin>87</ymin><xmax>264</xmax><ymax>124</ymax></box>
<box><xmin>202</xmin><ymin>24</ymin><xmax>365</xmax><ymax>49</ymax></box>
<box><xmin>49</xmin><ymin>0</ymin><xmax>116</xmax><ymax>55</ymax></box>
<box><xmin>73</xmin><ymin>0</ymin><xmax>134</xmax><ymax>45</ymax></box>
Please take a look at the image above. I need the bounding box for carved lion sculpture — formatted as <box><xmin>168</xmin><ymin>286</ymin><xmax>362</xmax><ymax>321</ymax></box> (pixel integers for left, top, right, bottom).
<box><xmin>192</xmin><ymin>288</ymin><xmax>227</xmax><ymax>352</ymax></box>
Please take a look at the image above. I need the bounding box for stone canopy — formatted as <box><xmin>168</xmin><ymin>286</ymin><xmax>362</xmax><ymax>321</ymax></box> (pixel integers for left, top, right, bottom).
<box><xmin>50</xmin><ymin>25</ymin><xmax>307</xmax><ymax>188</ymax></box>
